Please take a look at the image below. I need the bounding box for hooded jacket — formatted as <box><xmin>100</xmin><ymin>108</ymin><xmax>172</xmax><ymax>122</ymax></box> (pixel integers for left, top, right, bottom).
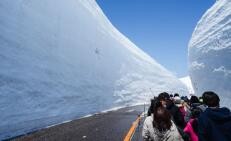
<box><xmin>198</xmin><ymin>107</ymin><xmax>231</xmax><ymax>141</ymax></box>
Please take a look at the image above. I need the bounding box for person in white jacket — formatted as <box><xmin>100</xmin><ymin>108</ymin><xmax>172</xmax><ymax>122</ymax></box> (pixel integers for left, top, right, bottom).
<box><xmin>142</xmin><ymin>107</ymin><xmax>183</xmax><ymax>141</ymax></box>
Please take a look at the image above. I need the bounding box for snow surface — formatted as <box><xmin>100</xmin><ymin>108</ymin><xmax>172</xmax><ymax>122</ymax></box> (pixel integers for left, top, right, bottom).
<box><xmin>0</xmin><ymin>0</ymin><xmax>187</xmax><ymax>139</ymax></box>
<box><xmin>189</xmin><ymin>0</ymin><xmax>231</xmax><ymax>107</ymax></box>
<box><xmin>179</xmin><ymin>76</ymin><xmax>194</xmax><ymax>94</ymax></box>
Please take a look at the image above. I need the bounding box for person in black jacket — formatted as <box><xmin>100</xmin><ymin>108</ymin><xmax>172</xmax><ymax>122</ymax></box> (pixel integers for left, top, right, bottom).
<box><xmin>198</xmin><ymin>91</ymin><xmax>231</xmax><ymax>141</ymax></box>
<box><xmin>158</xmin><ymin>92</ymin><xmax>186</xmax><ymax>129</ymax></box>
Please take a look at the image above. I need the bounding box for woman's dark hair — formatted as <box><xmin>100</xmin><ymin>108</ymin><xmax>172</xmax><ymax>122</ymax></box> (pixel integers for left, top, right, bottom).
<box><xmin>153</xmin><ymin>107</ymin><xmax>172</xmax><ymax>131</ymax></box>
<box><xmin>174</xmin><ymin>93</ymin><xmax>179</xmax><ymax>97</ymax></box>
<box><xmin>147</xmin><ymin>98</ymin><xmax>162</xmax><ymax>116</ymax></box>
<box><xmin>158</xmin><ymin>92</ymin><xmax>170</xmax><ymax>101</ymax></box>
<box><xmin>202</xmin><ymin>91</ymin><xmax>220</xmax><ymax>107</ymax></box>
<box><xmin>190</xmin><ymin>96</ymin><xmax>199</xmax><ymax>104</ymax></box>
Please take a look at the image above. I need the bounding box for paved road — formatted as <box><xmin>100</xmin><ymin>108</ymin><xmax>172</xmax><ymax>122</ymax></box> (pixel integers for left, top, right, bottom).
<box><xmin>11</xmin><ymin>105</ymin><xmax>145</xmax><ymax>141</ymax></box>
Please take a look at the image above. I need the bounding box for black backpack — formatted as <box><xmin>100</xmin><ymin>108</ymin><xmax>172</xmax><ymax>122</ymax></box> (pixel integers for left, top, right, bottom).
<box><xmin>190</xmin><ymin>104</ymin><xmax>203</xmax><ymax>118</ymax></box>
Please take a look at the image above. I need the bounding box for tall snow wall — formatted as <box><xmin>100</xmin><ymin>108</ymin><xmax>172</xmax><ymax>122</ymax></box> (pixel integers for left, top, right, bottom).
<box><xmin>0</xmin><ymin>0</ymin><xmax>187</xmax><ymax>139</ymax></box>
<box><xmin>189</xmin><ymin>0</ymin><xmax>231</xmax><ymax>107</ymax></box>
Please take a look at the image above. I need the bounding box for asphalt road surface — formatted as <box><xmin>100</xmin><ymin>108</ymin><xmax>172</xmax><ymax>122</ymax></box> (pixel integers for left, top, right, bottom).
<box><xmin>11</xmin><ymin>105</ymin><xmax>146</xmax><ymax>141</ymax></box>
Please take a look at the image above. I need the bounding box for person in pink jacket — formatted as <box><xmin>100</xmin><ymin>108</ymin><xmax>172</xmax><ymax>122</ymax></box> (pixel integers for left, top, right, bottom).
<box><xmin>184</xmin><ymin>118</ymin><xmax>198</xmax><ymax>141</ymax></box>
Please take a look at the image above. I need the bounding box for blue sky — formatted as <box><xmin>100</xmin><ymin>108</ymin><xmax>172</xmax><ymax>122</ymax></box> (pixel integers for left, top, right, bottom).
<box><xmin>96</xmin><ymin>0</ymin><xmax>215</xmax><ymax>77</ymax></box>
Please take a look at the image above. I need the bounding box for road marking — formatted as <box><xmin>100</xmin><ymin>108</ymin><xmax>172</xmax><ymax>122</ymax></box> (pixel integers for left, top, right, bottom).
<box><xmin>123</xmin><ymin>114</ymin><xmax>142</xmax><ymax>141</ymax></box>
<box><xmin>82</xmin><ymin>135</ymin><xmax>87</xmax><ymax>139</ymax></box>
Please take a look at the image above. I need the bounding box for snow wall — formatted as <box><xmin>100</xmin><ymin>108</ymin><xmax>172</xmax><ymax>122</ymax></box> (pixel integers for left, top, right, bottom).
<box><xmin>189</xmin><ymin>0</ymin><xmax>231</xmax><ymax>108</ymax></box>
<box><xmin>0</xmin><ymin>0</ymin><xmax>188</xmax><ymax>139</ymax></box>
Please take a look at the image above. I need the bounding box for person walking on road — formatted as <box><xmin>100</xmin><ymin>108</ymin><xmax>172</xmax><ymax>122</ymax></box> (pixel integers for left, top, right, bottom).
<box><xmin>142</xmin><ymin>106</ymin><xmax>183</xmax><ymax>141</ymax></box>
<box><xmin>198</xmin><ymin>91</ymin><xmax>231</xmax><ymax>141</ymax></box>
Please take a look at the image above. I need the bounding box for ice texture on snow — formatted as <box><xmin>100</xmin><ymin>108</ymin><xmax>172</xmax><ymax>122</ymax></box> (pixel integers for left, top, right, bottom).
<box><xmin>189</xmin><ymin>0</ymin><xmax>231</xmax><ymax>107</ymax></box>
<box><xmin>0</xmin><ymin>0</ymin><xmax>187</xmax><ymax>139</ymax></box>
